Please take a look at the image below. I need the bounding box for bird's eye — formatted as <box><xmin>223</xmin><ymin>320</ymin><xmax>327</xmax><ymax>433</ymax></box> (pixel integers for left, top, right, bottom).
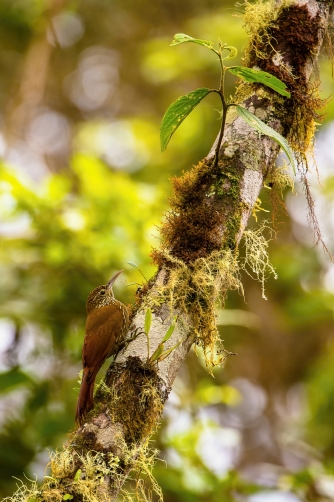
<box><xmin>100</xmin><ymin>291</ymin><xmax>106</xmax><ymax>295</ymax></box>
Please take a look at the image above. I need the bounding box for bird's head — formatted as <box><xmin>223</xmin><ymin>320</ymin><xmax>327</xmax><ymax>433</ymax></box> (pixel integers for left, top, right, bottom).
<box><xmin>86</xmin><ymin>270</ymin><xmax>123</xmax><ymax>314</ymax></box>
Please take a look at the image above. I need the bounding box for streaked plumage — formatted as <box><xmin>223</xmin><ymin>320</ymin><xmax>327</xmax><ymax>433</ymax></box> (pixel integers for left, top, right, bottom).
<box><xmin>75</xmin><ymin>271</ymin><xmax>128</xmax><ymax>425</ymax></box>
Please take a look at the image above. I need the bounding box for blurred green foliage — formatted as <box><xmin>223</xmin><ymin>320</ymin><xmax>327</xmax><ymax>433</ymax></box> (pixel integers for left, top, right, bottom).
<box><xmin>0</xmin><ymin>0</ymin><xmax>334</xmax><ymax>501</ymax></box>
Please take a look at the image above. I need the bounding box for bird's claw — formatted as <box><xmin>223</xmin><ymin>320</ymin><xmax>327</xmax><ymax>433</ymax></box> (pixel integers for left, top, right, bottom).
<box><xmin>116</xmin><ymin>326</ymin><xmax>144</xmax><ymax>354</ymax></box>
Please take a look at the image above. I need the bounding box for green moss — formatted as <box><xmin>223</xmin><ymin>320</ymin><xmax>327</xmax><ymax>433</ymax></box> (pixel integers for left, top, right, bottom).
<box><xmin>243</xmin><ymin>0</ymin><xmax>325</xmax><ymax>155</ymax></box>
<box><xmin>7</xmin><ymin>439</ymin><xmax>163</xmax><ymax>502</ymax></box>
<box><xmin>241</xmin><ymin>0</ymin><xmax>330</xmax><ymax>255</ymax></box>
<box><xmin>150</xmin><ymin>247</ymin><xmax>243</xmax><ymax>369</ymax></box>
<box><xmin>149</xmin><ymin>135</ymin><xmax>252</xmax><ymax>367</ymax></box>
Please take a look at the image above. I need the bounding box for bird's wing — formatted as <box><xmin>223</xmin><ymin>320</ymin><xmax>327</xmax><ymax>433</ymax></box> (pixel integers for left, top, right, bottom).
<box><xmin>83</xmin><ymin>305</ymin><xmax>125</xmax><ymax>381</ymax></box>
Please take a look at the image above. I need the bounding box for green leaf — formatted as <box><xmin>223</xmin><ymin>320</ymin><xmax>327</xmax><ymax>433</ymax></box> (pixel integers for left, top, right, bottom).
<box><xmin>160</xmin><ymin>88</ymin><xmax>211</xmax><ymax>152</ymax></box>
<box><xmin>158</xmin><ymin>341</ymin><xmax>182</xmax><ymax>362</ymax></box>
<box><xmin>127</xmin><ymin>261</ymin><xmax>138</xmax><ymax>268</ymax></box>
<box><xmin>170</xmin><ymin>33</ymin><xmax>214</xmax><ymax>50</ymax></box>
<box><xmin>63</xmin><ymin>495</ymin><xmax>74</xmax><ymax>501</ymax></box>
<box><xmin>227</xmin><ymin>66</ymin><xmax>290</xmax><ymax>97</ymax></box>
<box><xmin>150</xmin><ymin>343</ymin><xmax>164</xmax><ymax>362</ymax></box>
<box><xmin>162</xmin><ymin>324</ymin><xmax>175</xmax><ymax>343</ymax></box>
<box><xmin>144</xmin><ymin>308</ymin><xmax>152</xmax><ymax>335</ymax></box>
<box><xmin>224</xmin><ymin>46</ymin><xmax>238</xmax><ymax>60</ymax></box>
<box><xmin>74</xmin><ymin>469</ymin><xmax>82</xmax><ymax>481</ymax></box>
<box><xmin>235</xmin><ymin>105</ymin><xmax>296</xmax><ymax>174</ymax></box>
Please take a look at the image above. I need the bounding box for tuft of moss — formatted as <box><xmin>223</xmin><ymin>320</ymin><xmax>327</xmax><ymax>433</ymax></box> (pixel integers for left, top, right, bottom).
<box><xmin>266</xmin><ymin>163</ymin><xmax>295</xmax><ymax>198</ymax></box>
<box><xmin>151</xmin><ymin>248</ymin><xmax>242</xmax><ymax>369</ymax></box>
<box><xmin>243</xmin><ymin>0</ymin><xmax>328</xmax><ymax>153</ymax></box>
<box><xmin>242</xmin><ymin>222</ymin><xmax>277</xmax><ymax>299</ymax></box>
<box><xmin>6</xmin><ymin>444</ymin><xmax>163</xmax><ymax>502</ymax></box>
<box><xmin>103</xmin><ymin>357</ymin><xmax>165</xmax><ymax>443</ymax></box>
<box><xmin>151</xmin><ymin>153</ymin><xmax>247</xmax><ymax>268</ymax></box>
<box><xmin>242</xmin><ymin>0</ymin><xmax>331</xmax><ymax>256</ymax></box>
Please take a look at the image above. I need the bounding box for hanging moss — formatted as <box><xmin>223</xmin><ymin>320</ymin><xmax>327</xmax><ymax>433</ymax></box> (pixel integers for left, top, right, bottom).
<box><xmin>241</xmin><ymin>0</ymin><xmax>331</xmax><ymax>254</ymax></box>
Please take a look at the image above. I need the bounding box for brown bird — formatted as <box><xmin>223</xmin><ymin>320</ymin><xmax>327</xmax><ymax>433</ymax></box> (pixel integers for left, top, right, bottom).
<box><xmin>75</xmin><ymin>270</ymin><xmax>129</xmax><ymax>425</ymax></box>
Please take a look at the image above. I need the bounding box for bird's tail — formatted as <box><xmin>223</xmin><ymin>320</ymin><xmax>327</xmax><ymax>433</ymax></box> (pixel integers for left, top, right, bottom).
<box><xmin>75</xmin><ymin>369</ymin><xmax>95</xmax><ymax>426</ymax></box>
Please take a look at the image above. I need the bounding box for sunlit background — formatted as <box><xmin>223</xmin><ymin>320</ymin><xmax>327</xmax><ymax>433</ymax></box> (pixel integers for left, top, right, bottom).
<box><xmin>1</xmin><ymin>1</ymin><xmax>334</xmax><ymax>500</ymax></box>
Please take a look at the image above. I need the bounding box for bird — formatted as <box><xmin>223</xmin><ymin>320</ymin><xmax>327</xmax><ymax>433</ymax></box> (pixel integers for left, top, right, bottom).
<box><xmin>75</xmin><ymin>270</ymin><xmax>129</xmax><ymax>426</ymax></box>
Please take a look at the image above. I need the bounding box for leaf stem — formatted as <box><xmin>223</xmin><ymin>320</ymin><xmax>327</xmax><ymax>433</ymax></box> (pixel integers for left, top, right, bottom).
<box><xmin>145</xmin><ymin>332</ymin><xmax>150</xmax><ymax>362</ymax></box>
<box><xmin>214</xmin><ymin>95</ymin><xmax>228</xmax><ymax>168</ymax></box>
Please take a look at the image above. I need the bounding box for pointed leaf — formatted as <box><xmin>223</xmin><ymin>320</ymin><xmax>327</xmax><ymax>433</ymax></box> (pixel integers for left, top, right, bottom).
<box><xmin>144</xmin><ymin>308</ymin><xmax>152</xmax><ymax>336</ymax></box>
<box><xmin>127</xmin><ymin>261</ymin><xmax>138</xmax><ymax>268</ymax></box>
<box><xmin>170</xmin><ymin>33</ymin><xmax>214</xmax><ymax>50</ymax></box>
<box><xmin>162</xmin><ymin>324</ymin><xmax>175</xmax><ymax>343</ymax></box>
<box><xmin>235</xmin><ymin>105</ymin><xmax>296</xmax><ymax>174</ymax></box>
<box><xmin>157</xmin><ymin>341</ymin><xmax>182</xmax><ymax>362</ymax></box>
<box><xmin>161</xmin><ymin>88</ymin><xmax>211</xmax><ymax>152</ymax></box>
<box><xmin>74</xmin><ymin>469</ymin><xmax>82</xmax><ymax>481</ymax></box>
<box><xmin>228</xmin><ymin>66</ymin><xmax>290</xmax><ymax>97</ymax></box>
<box><xmin>150</xmin><ymin>343</ymin><xmax>164</xmax><ymax>362</ymax></box>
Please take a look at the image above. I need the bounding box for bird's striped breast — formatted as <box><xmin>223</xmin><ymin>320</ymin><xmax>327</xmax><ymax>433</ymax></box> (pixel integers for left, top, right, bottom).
<box><xmin>110</xmin><ymin>299</ymin><xmax>129</xmax><ymax>334</ymax></box>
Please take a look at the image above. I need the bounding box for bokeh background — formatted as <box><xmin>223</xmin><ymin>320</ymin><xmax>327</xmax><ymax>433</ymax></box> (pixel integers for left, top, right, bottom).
<box><xmin>1</xmin><ymin>1</ymin><xmax>334</xmax><ymax>501</ymax></box>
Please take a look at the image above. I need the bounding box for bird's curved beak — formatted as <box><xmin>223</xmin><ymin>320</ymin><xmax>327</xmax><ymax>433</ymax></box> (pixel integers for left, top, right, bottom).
<box><xmin>107</xmin><ymin>270</ymin><xmax>123</xmax><ymax>290</ymax></box>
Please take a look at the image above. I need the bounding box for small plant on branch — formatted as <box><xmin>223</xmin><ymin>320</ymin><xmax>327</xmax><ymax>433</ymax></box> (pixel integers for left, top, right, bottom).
<box><xmin>144</xmin><ymin>308</ymin><xmax>180</xmax><ymax>364</ymax></box>
<box><xmin>160</xmin><ymin>33</ymin><xmax>296</xmax><ymax>173</ymax></box>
